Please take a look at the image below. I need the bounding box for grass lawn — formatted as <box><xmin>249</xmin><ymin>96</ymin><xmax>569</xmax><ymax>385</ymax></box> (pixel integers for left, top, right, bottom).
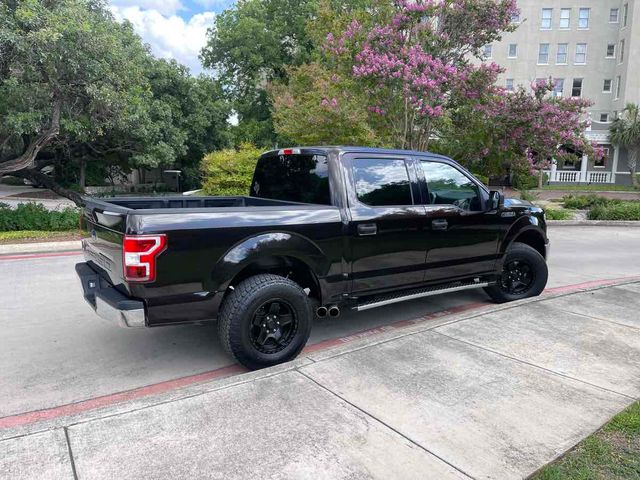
<box><xmin>533</xmin><ymin>401</ymin><xmax>640</xmax><ymax>479</ymax></box>
<box><xmin>0</xmin><ymin>230</ymin><xmax>81</xmax><ymax>244</ymax></box>
<box><xmin>541</xmin><ymin>185</ymin><xmax>639</xmax><ymax>192</ymax></box>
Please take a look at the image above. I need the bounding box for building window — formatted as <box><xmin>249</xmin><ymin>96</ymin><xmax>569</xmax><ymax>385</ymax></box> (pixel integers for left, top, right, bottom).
<box><xmin>538</xmin><ymin>43</ymin><xmax>550</xmax><ymax>64</ymax></box>
<box><xmin>600</xmin><ymin>113</ymin><xmax>609</xmax><ymax>123</ymax></box>
<box><xmin>483</xmin><ymin>44</ymin><xmax>493</xmax><ymax>59</ymax></box>
<box><xmin>610</xmin><ymin>8</ymin><xmax>619</xmax><ymax>23</ymax></box>
<box><xmin>572</xmin><ymin>78</ymin><xmax>583</xmax><ymax>97</ymax></box>
<box><xmin>606</xmin><ymin>44</ymin><xmax>616</xmax><ymax>58</ymax></box>
<box><xmin>615</xmin><ymin>76</ymin><xmax>621</xmax><ymax>99</ymax></box>
<box><xmin>541</xmin><ymin>8</ymin><xmax>553</xmax><ymax>29</ymax></box>
<box><xmin>556</xmin><ymin>43</ymin><xmax>568</xmax><ymax>64</ymax></box>
<box><xmin>508</xmin><ymin>43</ymin><xmax>518</xmax><ymax>58</ymax></box>
<box><xmin>603</xmin><ymin>79</ymin><xmax>612</xmax><ymax>93</ymax></box>
<box><xmin>578</xmin><ymin>8</ymin><xmax>590</xmax><ymax>29</ymax></box>
<box><xmin>559</xmin><ymin>8</ymin><xmax>571</xmax><ymax>29</ymax></box>
<box><xmin>553</xmin><ymin>78</ymin><xmax>564</xmax><ymax>97</ymax></box>
<box><xmin>505</xmin><ymin>78</ymin><xmax>514</xmax><ymax>92</ymax></box>
<box><xmin>620</xmin><ymin>39</ymin><xmax>625</xmax><ymax>62</ymax></box>
<box><xmin>575</xmin><ymin>43</ymin><xmax>587</xmax><ymax>64</ymax></box>
<box><xmin>623</xmin><ymin>3</ymin><xmax>628</xmax><ymax>27</ymax></box>
<box><xmin>595</xmin><ymin>147</ymin><xmax>609</xmax><ymax>168</ymax></box>
<box><xmin>511</xmin><ymin>12</ymin><xmax>521</xmax><ymax>24</ymax></box>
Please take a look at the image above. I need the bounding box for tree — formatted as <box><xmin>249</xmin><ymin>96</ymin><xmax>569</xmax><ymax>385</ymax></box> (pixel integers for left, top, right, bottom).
<box><xmin>610</xmin><ymin>103</ymin><xmax>640</xmax><ymax>188</ymax></box>
<box><xmin>0</xmin><ymin>0</ymin><xmax>150</xmax><ymax>202</ymax></box>
<box><xmin>200</xmin><ymin>0</ymin><xmax>318</xmax><ymax>147</ymax></box>
<box><xmin>0</xmin><ymin>0</ymin><xmax>231</xmax><ymax>202</ymax></box>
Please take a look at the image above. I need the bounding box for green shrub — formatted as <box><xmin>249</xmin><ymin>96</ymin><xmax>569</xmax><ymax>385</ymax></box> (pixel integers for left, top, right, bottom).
<box><xmin>588</xmin><ymin>202</ymin><xmax>640</xmax><ymax>221</ymax></box>
<box><xmin>518</xmin><ymin>189</ymin><xmax>538</xmax><ymax>202</ymax></box>
<box><xmin>562</xmin><ymin>194</ymin><xmax>620</xmax><ymax>210</ymax></box>
<box><xmin>544</xmin><ymin>209</ymin><xmax>574</xmax><ymax>220</ymax></box>
<box><xmin>201</xmin><ymin>143</ymin><xmax>261</xmax><ymax>196</ymax></box>
<box><xmin>0</xmin><ymin>176</ymin><xmax>25</xmax><ymax>186</ymax></box>
<box><xmin>0</xmin><ymin>203</ymin><xmax>80</xmax><ymax>232</ymax></box>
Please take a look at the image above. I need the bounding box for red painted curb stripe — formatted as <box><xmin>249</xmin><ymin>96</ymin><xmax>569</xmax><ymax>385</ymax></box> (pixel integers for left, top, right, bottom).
<box><xmin>1</xmin><ymin>275</ymin><xmax>638</xmax><ymax>430</ymax></box>
<box><xmin>0</xmin><ymin>364</ymin><xmax>246</xmax><ymax>430</ymax></box>
<box><xmin>0</xmin><ymin>250</ymin><xmax>82</xmax><ymax>261</ymax></box>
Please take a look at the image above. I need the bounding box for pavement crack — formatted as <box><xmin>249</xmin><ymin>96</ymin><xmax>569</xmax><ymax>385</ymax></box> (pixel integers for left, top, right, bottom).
<box><xmin>295</xmin><ymin>369</ymin><xmax>477</xmax><ymax>480</ymax></box>
<box><xmin>63</xmin><ymin>427</ymin><xmax>79</xmax><ymax>480</ymax></box>
<box><xmin>547</xmin><ymin>306</ymin><xmax>640</xmax><ymax>331</ymax></box>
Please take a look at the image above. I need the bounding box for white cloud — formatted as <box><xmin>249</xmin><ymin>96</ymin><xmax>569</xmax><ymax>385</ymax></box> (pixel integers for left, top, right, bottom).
<box><xmin>110</xmin><ymin>5</ymin><xmax>216</xmax><ymax>74</ymax></box>
<box><xmin>110</xmin><ymin>0</ymin><xmax>185</xmax><ymax>17</ymax></box>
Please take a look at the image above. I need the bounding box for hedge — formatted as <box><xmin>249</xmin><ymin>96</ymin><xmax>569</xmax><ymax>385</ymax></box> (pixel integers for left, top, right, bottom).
<box><xmin>562</xmin><ymin>194</ymin><xmax>620</xmax><ymax>210</ymax></box>
<box><xmin>0</xmin><ymin>203</ymin><xmax>80</xmax><ymax>232</ymax></box>
<box><xmin>588</xmin><ymin>202</ymin><xmax>640</xmax><ymax>221</ymax></box>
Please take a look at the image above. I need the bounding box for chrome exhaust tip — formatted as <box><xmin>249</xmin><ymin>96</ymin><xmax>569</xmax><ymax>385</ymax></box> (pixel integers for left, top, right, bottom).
<box><xmin>328</xmin><ymin>306</ymin><xmax>340</xmax><ymax>317</ymax></box>
<box><xmin>316</xmin><ymin>306</ymin><xmax>328</xmax><ymax>318</ymax></box>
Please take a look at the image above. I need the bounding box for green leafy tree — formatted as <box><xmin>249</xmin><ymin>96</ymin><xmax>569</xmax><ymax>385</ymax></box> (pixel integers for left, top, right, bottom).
<box><xmin>610</xmin><ymin>103</ymin><xmax>640</xmax><ymax>188</ymax></box>
<box><xmin>200</xmin><ymin>0</ymin><xmax>318</xmax><ymax>147</ymax></box>
<box><xmin>201</xmin><ymin>143</ymin><xmax>262</xmax><ymax>195</ymax></box>
<box><xmin>0</xmin><ymin>0</ymin><xmax>150</xmax><ymax>202</ymax></box>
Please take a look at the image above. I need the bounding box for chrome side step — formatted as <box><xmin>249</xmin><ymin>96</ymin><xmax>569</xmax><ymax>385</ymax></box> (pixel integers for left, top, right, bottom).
<box><xmin>354</xmin><ymin>281</ymin><xmax>490</xmax><ymax>312</ymax></box>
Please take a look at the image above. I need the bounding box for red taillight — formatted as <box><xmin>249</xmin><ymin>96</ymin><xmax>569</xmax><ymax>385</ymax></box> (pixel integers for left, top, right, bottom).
<box><xmin>123</xmin><ymin>234</ymin><xmax>167</xmax><ymax>283</ymax></box>
<box><xmin>277</xmin><ymin>148</ymin><xmax>300</xmax><ymax>156</ymax></box>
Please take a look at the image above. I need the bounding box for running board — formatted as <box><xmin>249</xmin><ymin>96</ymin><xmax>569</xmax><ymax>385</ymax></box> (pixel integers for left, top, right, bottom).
<box><xmin>353</xmin><ymin>280</ymin><xmax>491</xmax><ymax>312</ymax></box>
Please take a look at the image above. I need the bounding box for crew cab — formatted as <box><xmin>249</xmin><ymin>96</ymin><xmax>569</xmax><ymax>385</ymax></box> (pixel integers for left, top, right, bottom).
<box><xmin>76</xmin><ymin>147</ymin><xmax>549</xmax><ymax>369</ymax></box>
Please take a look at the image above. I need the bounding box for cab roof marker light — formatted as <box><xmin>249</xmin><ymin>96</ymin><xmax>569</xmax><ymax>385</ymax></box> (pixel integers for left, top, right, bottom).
<box><xmin>277</xmin><ymin>148</ymin><xmax>301</xmax><ymax>156</ymax></box>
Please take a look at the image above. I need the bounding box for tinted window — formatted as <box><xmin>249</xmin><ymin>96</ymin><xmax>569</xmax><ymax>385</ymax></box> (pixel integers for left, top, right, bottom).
<box><xmin>353</xmin><ymin>158</ymin><xmax>413</xmax><ymax>206</ymax></box>
<box><xmin>251</xmin><ymin>154</ymin><xmax>331</xmax><ymax>205</ymax></box>
<box><xmin>421</xmin><ymin>161</ymin><xmax>482</xmax><ymax>211</ymax></box>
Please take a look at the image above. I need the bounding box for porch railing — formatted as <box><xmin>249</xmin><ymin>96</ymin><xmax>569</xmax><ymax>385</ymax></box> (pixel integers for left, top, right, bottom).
<box><xmin>544</xmin><ymin>170</ymin><xmax>614</xmax><ymax>184</ymax></box>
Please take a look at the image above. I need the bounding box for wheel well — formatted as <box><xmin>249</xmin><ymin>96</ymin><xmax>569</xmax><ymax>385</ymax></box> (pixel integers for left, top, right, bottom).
<box><xmin>227</xmin><ymin>256</ymin><xmax>322</xmax><ymax>302</ymax></box>
<box><xmin>512</xmin><ymin>230</ymin><xmax>546</xmax><ymax>258</ymax></box>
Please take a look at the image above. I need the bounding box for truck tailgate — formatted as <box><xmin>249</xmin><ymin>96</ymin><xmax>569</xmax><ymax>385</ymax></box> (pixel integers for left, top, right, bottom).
<box><xmin>81</xmin><ymin>200</ymin><xmax>128</xmax><ymax>288</ymax></box>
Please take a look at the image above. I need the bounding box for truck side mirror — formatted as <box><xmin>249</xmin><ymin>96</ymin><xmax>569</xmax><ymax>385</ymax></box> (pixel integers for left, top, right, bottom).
<box><xmin>488</xmin><ymin>190</ymin><xmax>504</xmax><ymax>211</ymax></box>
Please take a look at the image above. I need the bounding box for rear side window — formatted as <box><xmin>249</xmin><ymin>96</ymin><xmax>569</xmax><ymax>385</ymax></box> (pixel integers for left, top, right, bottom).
<box><xmin>352</xmin><ymin>158</ymin><xmax>413</xmax><ymax>206</ymax></box>
<box><xmin>251</xmin><ymin>154</ymin><xmax>331</xmax><ymax>205</ymax></box>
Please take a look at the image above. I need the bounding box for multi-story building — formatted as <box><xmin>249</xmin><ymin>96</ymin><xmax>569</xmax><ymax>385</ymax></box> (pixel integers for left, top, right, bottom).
<box><xmin>486</xmin><ymin>0</ymin><xmax>638</xmax><ymax>185</ymax></box>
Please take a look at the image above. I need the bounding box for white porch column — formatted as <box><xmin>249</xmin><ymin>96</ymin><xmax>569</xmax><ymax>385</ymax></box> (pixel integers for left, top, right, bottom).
<box><xmin>579</xmin><ymin>154</ymin><xmax>589</xmax><ymax>183</ymax></box>
<box><xmin>611</xmin><ymin>147</ymin><xmax>619</xmax><ymax>183</ymax></box>
<box><xmin>550</xmin><ymin>159</ymin><xmax>557</xmax><ymax>182</ymax></box>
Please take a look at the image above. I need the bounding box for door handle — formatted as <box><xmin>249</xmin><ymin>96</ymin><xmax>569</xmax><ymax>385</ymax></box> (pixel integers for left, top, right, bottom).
<box><xmin>431</xmin><ymin>219</ymin><xmax>448</xmax><ymax>231</ymax></box>
<box><xmin>357</xmin><ymin>223</ymin><xmax>377</xmax><ymax>236</ymax></box>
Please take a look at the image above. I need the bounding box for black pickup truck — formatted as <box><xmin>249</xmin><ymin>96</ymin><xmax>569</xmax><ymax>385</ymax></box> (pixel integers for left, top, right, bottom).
<box><xmin>77</xmin><ymin>147</ymin><xmax>549</xmax><ymax>369</ymax></box>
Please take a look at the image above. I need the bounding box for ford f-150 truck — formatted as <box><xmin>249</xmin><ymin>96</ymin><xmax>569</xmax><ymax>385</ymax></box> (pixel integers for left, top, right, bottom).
<box><xmin>76</xmin><ymin>147</ymin><xmax>549</xmax><ymax>369</ymax></box>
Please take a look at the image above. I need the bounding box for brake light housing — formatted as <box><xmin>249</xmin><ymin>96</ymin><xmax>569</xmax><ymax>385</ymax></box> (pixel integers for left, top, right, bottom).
<box><xmin>123</xmin><ymin>234</ymin><xmax>167</xmax><ymax>283</ymax></box>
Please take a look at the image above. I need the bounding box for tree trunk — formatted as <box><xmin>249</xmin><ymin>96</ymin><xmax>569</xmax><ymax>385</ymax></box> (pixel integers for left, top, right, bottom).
<box><xmin>629</xmin><ymin>148</ymin><xmax>639</xmax><ymax>187</ymax></box>
<box><xmin>12</xmin><ymin>169</ymin><xmax>85</xmax><ymax>206</ymax></box>
<box><xmin>79</xmin><ymin>158</ymin><xmax>86</xmax><ymax>188</ymax></box>
<box><xmin>0</xmin><ymin>100</ymin><xmax>61</xmax><ymax>174</ymax></box>
<box><xmin>538</xmin><ymin>169</ymin><xmax>544</xmax><ymax>189</ymax></box>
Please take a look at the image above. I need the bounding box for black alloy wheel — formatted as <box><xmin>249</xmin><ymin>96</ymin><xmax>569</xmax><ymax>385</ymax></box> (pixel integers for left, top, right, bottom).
<box><xmin>249</xmin><ymin>300</ymin><xmax>298</xmax><ymax>354</ymax></box>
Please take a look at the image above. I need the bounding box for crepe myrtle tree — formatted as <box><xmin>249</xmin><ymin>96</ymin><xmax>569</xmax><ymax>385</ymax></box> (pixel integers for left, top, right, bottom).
<box><xmin>438</xmin><ymin>78</ymin><xmax>602</xmax><ymax>184</ymax></box>
<box><xmin>320</xmin><ymin>0</ymin><xmax>520</xmax><ymax>151</ymax></box>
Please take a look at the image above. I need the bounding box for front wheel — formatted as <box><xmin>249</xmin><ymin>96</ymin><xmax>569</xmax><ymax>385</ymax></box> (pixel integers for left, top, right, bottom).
<box><xmin>484</xmin><ymin>243</ymin><xmax>548</xmax><ymax>303</ymax></box>
<box><xmin>217</xmin><ymin>274</ymin><xmax>313</xmax><ymax>370</ymax></box>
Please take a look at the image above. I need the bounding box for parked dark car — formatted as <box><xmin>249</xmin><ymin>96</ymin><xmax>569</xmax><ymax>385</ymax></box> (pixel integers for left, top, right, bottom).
<box><xmin>76</xmin><ymin>147</ymin><xmax>549</xmax><ymax>369</ymax></box>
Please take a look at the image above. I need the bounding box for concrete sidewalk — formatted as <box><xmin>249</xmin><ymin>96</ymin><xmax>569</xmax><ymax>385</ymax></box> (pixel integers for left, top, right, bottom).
<box><xmin>2</xmin><ymin>282</ymin><xmax>639</xmax><ymax>480</ymax></box>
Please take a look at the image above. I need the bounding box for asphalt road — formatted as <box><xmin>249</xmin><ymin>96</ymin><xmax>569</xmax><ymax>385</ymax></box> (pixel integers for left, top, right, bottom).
<box><xmin>1</xmin><ymin>226</ymin><xmax>638</xmax><ymax>421</ymax></box>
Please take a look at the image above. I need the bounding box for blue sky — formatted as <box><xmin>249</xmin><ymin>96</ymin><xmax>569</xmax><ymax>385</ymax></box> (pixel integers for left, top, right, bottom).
<box><xmin>108</xmin><ymin>0</ymin><xmax>237</xmax><ymax>74</ymax></box>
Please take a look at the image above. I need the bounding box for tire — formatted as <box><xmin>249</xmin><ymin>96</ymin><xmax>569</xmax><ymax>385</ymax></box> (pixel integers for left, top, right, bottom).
<box><xmin>217</xmin><ymin>274</ymin><xmax>313</xmax><ymax>370</ymax></box>
<box><xmin>484</xmin><ymin>242</ymin><xmax>548</xmax><ymax>304</ymax></box>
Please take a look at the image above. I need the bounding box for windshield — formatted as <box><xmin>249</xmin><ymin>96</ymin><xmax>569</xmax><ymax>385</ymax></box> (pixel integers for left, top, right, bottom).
<box><xmin>250</xmin><ymin>153</ymin><xmax>331</xmax><ymax>205</ymax></box>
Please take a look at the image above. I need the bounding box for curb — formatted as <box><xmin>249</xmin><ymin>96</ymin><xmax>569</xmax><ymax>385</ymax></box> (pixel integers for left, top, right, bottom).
<box><xmin>0</xmin><ymin>240</ymin><xmax>82</xmax><ymax>256</ymax></box>
<box><xmin>547</xmin><ymin>220</ymin><xmax>640</xmax><ymax>227</ymax></box>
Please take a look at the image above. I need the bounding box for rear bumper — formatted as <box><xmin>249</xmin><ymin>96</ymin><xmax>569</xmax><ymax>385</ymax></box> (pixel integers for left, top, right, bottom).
<box><xmin>75</xmin><ymin>262</ymin><xmax>146</xmax><ymax>328</ymax></box>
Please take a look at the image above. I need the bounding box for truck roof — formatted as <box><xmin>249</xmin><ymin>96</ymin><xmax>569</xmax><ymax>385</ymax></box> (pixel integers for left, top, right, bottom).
<box><xmin>261</xmin><ymin>146</ymin><xmax>452</xmax><ymax>161</ymax></box>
